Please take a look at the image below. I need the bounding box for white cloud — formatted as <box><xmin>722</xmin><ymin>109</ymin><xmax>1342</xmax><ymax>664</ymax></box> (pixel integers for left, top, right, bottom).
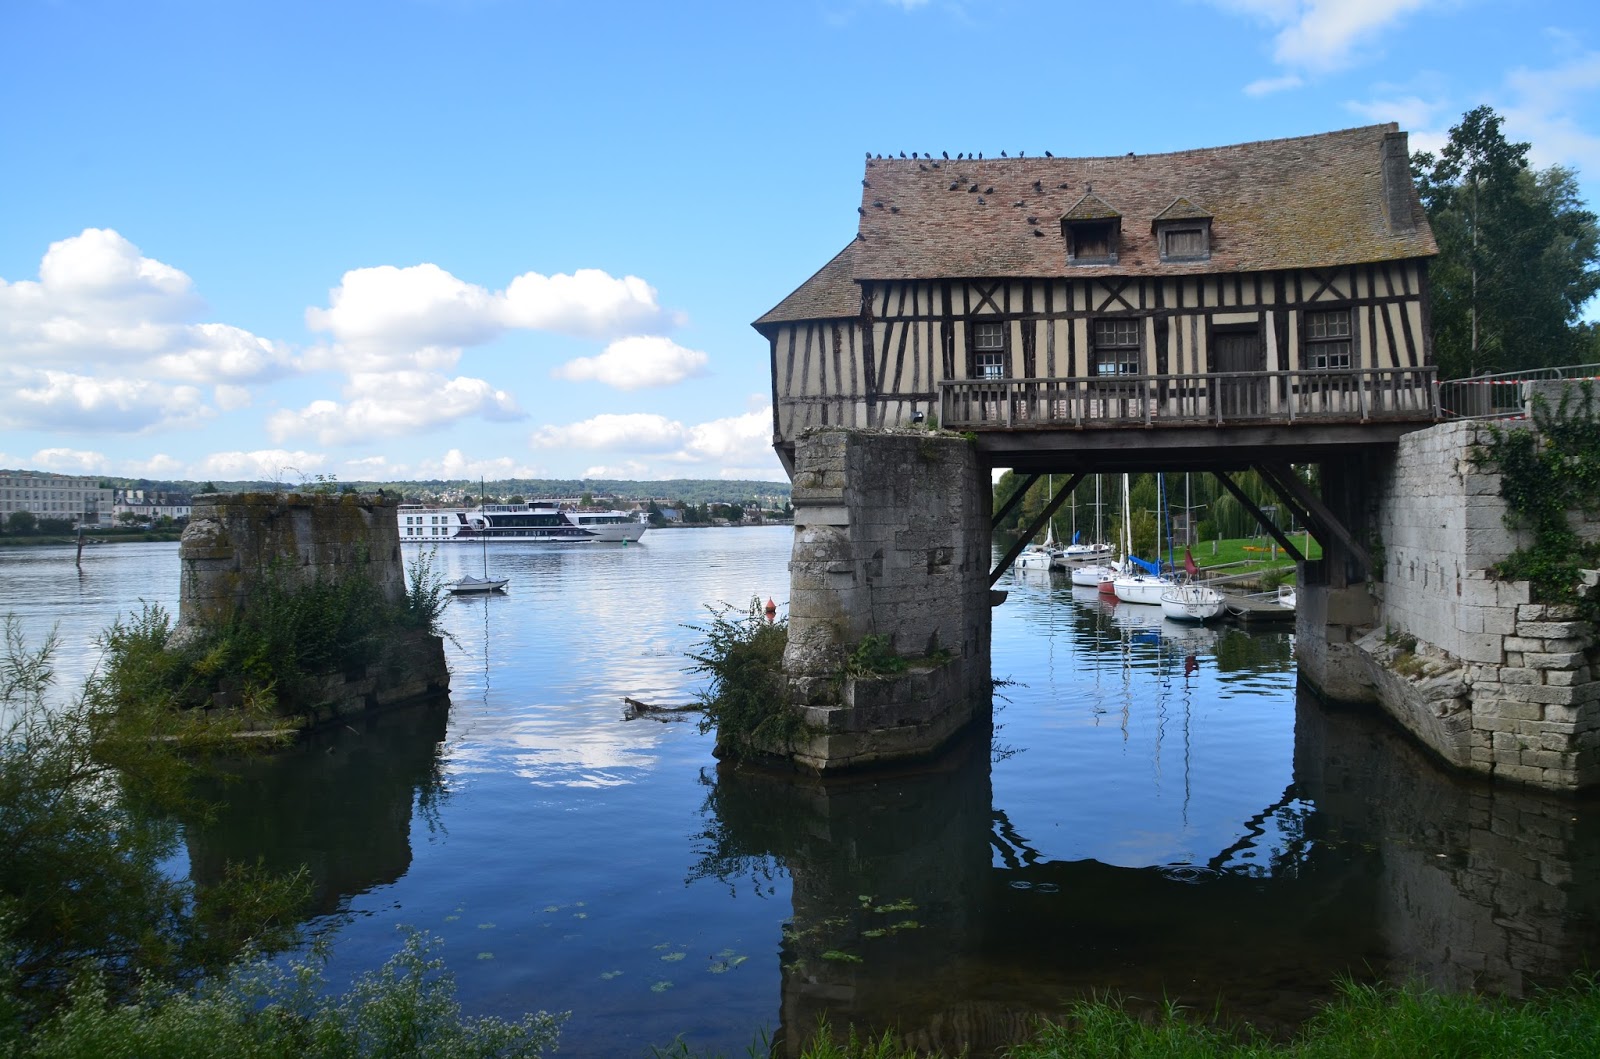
<box><xmin>338</xmin><ymin>449</ymin><xmax>546</xmax><ymax>481</ymax></box>
<box><xmin>306</xmin><ymin>263</ymin><xmax>678</xmax><ymax>369</ymax></box>
<box><xmin>30</xmin><ymin>447</ymin><xmax>110</xmax><ymax>474</ymax></box>
<box><xmin>1243</xmin><ymin>74</ymin><xmax>1303</xmax><ymax>97</ymax></box>
<box><xmin>268</xmin><ymin>370</ymin><xmax>524</xmax><ymax>446</ymax></box>
<box><xmin>0</xmin><ymin>368</ymin><xmax>213</xmax><ymax>434</ymax></box>
<box><xmin>530</xmin><ymin>412</ymin><xmax>689</xmax><ymax>452</ymax></box>
<box><xmin>1501</xmin><ymin>51</ymin><xmax>1600</xmax><ymax>177</ymax></box>
<box><xmin>305</xmin><ymin>263</ymin><xmax>499</xmax><ymax>363</ymax></box>
<box><xmin>581</xmin><ymin>461</ymin><xmax>654</xmax><ymax>479</ymax></box>
<box><xmin>530</xmin><ymin>407</ymin><xmax>779</xmax><ymax>478</ymax></box>
<box><xmin>501</xmin><ymin>269</ymin><xmax>674</xmax><ymax>337</ymax></box>
<box><xmin>189</xmin><ymin>449</ymin><xmax>330</xmax><ymax>482</ymax></box>
<box><xmin>552</xmin><ymin>335</ymin><xmax>710</xmax><ymax>390</ymax></box>
<box><xmin>1209</xmin><ymin>0</ymin><xmax>1440</xmax><ymax>88</ymax></box>
<box><xmin>0</xmin><ymin>229</ymin><xmax>295</xmax><ymax>386</ymax></box>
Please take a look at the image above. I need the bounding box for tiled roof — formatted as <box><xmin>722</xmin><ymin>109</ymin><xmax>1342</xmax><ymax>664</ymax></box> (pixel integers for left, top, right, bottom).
<box><xmin>753</xmin><ymin>124</ymin><xmax>1437</xmax><ymax>328</ymax></box>
<box><xmin>753</xmin><ymin>240</ymin><xmax>860</xmax><ymax>329</ymax></box>
<box><xmin>851</xmin><ymin>124</ymin><xmax>1436</xmax><ymax>282</ymax></box>
<box><xmin>1151</xmin><ymin>196</ymin><xmax>1213</xmax><ymax>224</ymax></box>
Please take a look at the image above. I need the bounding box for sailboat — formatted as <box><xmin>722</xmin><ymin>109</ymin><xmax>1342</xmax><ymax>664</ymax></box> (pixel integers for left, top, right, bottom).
<box><xmin>450</xmin><ymin>479</ymin><xmax>510</xmax><ymax>594</ymax></box>
<box><xmin>1063</xmin><ymin>474</ymin><xmax>1113</xmax><ymax>562</ymax></box>
<box><xmin>1016</xmin><ymin>475</ymin><xmax>1058</xmax><ymax>572</ymax></box>
<box><xmin>1160</xmin><ymin>547</ymin><xmax>1225</xmax><ymax>622</ymax></box>
<box><xmin>1112</xmin><ymin>473</ymin><xmax>1175</xmax><ymax>606</ymax></box>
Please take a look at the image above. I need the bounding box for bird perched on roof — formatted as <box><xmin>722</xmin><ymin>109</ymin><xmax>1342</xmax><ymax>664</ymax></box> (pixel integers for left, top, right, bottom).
<box><xmin>890</xmin><ymin>206</ymin><xmax>900</xmax><ymax>213</ymax></box>
<box><xmin>919</xmin><ymin>163</ymin><xmax>927</xmax><ymax>171</ymax></box>
<box><xmin>1000</xmin><ymin>150</ymin><xmax>1007</xmax><ymax>157</ymax></box>
<box><xmin>865</xmin><ymin>151</ymin><xmax>871</xmax><ymax>158</ymax></box>
<box><xmin>949</xmin><ymin>181</ymin><xmax>959</xmax><ymax>190</ymax></box>
<box><xmin>985</xmin><ymin>187</ymin><xmax>994</xmax><ymax>194</ymax></box>
<box><xmin>858</xmin><ymin>206</ymin><xmax>866</xmax><ymax>215</ymax></box>
<box><xmin>1019</xmin><ymin>150</ymin><xmax>1025</xmax><ymax>158</ymax></box>
<box><xmin>899</xmin><ymin>151</ymin><xmax>906</xmax><ymax>158</ymax></box>
<box><xmin>1027</xmin><ymin>216</ymin><xmax>1038</xmax><ymax>224</ymax></box>
<box><xmin>872</xmin><ymin>200</ymin><xmax>884</xmax><ymax>208</ymax></box>
<box><xmin>942</xmin><ymin>151</ymin><xmax>949</xmax><ymax>159</ymax></box>
<box><xmin>968</xmin><ymin>184</ymin><xmax>979</xmax><ymax>193</ymax></box>
<box><xmin>1034</xmin><ymin>180</ymin><xmax>1043</xmax><ymax>193</ymax></box>
<box><xmin>1045</xmin><ymin>150</ymin><xmax>1054</xmax><ymax>157</ymax></box>
<box><xmin>862</xmin><ymin>178</ymin><xmax>871</xmax><ymax>187</ymax></box>
<box><xmin>1013</xmin><ymin>201</ymin><xmax>1025</xmax><ymax>208</ymax></box>
<box><xmin>1034</xmin><ymin>228</ymin><xmax>1045</xmax><ymax>237</ymax></box>
<box><xmin>977</xmin><ymin>197</ymin><xmax>986</xmax><ymax>205</ymax></box>
<box><xmin>977</xmin><ymin>152</ymin><xmax>983</xmax><ymax>159</ymax></box>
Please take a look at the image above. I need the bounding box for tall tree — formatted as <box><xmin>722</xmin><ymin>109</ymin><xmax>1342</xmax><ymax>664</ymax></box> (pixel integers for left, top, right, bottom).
<box><xmin>1413</xmin><ymin>106</ymin><xmax>1600</xmax><ymax>378</ymax></box>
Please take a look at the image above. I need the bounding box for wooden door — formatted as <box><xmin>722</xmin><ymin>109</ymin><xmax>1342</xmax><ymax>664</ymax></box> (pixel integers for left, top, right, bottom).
<box><xmin>1215</xmin><ymin>329</ymin><xmax>1265</xmax><ymax>417</ymax></box>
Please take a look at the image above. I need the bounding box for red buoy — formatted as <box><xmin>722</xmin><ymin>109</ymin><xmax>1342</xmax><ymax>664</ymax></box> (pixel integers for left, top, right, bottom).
<box><xmin>764</xmin><ymin>596</ymin><xmax>777</xmax><ymax>621</ymax></box>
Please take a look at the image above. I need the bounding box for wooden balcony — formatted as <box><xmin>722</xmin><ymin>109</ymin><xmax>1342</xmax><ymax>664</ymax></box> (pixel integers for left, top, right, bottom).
<box><xmin>940</xmin><ymin>366</ymin><xmax>1439</xmax><ymax>431</ymax></box>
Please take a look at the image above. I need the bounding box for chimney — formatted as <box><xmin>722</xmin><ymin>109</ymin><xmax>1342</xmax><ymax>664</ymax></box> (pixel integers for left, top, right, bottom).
<box><xmin>1381</xmin><ymin>130</ymin><xmax>1416</xmax><ymax>234</ymax></box>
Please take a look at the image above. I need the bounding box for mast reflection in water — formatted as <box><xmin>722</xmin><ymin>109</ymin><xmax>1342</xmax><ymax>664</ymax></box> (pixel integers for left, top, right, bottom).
<box><xmin>4</xmin><ymin>533</ymin><xmax>1599</xmax><ymax>1056</ymax></box>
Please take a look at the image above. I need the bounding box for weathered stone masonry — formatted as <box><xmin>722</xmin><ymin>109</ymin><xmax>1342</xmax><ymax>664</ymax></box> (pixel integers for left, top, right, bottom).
<box><xmin>1301</xmin><ymin>418</ymin><xmax>1600</xmax><ymax>791</ymax></box>
<box><xmin>178</xmin><ymin>492</ymin><xmax>449</xmax><ymax>725</ymax></box>
<box><xmin>779</xmin><ymin>429</ymin><xmax>993</xmax><ymax>771</ymax></box>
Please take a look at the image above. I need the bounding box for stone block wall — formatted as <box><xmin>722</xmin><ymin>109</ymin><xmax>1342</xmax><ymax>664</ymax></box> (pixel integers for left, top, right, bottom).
<box><xmin>780</xmin><ymin>429</ymin><xmax>992</xmax><ymax>770</ymax></box>
<box><xmin>176</xmin><ymin>491</ymin><xmax>448</xmax><ymax>725</ymax></box>
<box><xmin>1331</xmin><ymin>418</ymin><xmax>1600</xmax><ymax>790</ymax></box>
<box><xmin>179</xmin><ymin>491</ymin><xmax>406</xmax><ymax>634</ymax></box>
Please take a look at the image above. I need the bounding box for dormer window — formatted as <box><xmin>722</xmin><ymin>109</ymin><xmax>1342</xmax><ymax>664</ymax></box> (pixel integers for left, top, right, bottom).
<box><xmin>1152</xmin><ymin>196</ymin><xmax>1214</xmax><ymax>263</ymax></box>
<box><xmin>1061</xmin><ymin>191</ymin><xmax>1121</xmax><ymax>266</ymax></box>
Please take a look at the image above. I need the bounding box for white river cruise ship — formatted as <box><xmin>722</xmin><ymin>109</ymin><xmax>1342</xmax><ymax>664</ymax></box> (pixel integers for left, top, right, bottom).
<box><xmin>399</xmin><ymin>500</ymin><xmax>648</xmax><ymax>544</ymax></box>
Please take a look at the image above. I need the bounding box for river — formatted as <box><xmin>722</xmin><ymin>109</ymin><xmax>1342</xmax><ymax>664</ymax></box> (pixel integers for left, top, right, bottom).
<box><xmin>5</xmin><ymin>528</ymin><xmax>1599</xmax><ymax>1055</ymax></box>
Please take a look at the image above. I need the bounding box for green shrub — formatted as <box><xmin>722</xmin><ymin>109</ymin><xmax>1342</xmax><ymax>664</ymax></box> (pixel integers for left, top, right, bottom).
<box><xmin>685</xmin><ymin>599</ymin><xmax>801</xmax><ymax>756</ymax></box>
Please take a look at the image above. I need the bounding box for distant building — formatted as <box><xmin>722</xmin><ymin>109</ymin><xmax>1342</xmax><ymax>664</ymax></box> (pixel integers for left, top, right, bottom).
<box><xmin>0</xmin><ymin>470</ymin><xmax>113</xmax><ymax>526</ymax></box>
<box><xmin>112</xmin><ymin>488</ymin><xmax>193</xmax><ymax>525</ymax></box>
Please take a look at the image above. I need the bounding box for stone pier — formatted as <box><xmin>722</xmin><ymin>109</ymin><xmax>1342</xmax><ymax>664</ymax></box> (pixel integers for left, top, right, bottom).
<box><xmin>778</xmin><ymin>429</ymin><xmax>993</xmax><ymax>771</ymax></box>
<box><xmin>177</xmin><ymin>491</ymin><xmax>449</xmax><ymax>725</ymax></box>
<box><xmin>1300</xmin><ymin>417</ymin><xmax>1600</xmax><ymax>791</ymax></box>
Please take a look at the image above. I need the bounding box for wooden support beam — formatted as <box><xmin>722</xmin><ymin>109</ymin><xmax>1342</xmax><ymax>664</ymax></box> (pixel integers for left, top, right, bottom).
<box><xmin>991</xmin><ymin>472</ymin><xmax>1085</xmax><ymax>586</ymax></box>
<box><xmin>1259</xmin><ymin>460</ymin><xmax>1372</xmax><ymax>576</ymax></box>
<box><xmin>991</xmin><ymin>473</ymin><xmax>1040</xmax><ymax>530</ymax></box>
<box><xmin>1210</xmin><ymin>471</ymin><xmax>1306</xmax><ymax>564</ymax></box>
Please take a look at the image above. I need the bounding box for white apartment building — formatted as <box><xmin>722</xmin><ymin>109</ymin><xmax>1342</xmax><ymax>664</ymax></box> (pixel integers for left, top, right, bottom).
<box><xmin>0</xmin><ymin>471</ymin><xmax>114</xmax><ymax>526</ymax></box>
<box><xmin>112</xmin><ymin>489</ymin><xmax>193</xmax><ymax>524</ymax></box>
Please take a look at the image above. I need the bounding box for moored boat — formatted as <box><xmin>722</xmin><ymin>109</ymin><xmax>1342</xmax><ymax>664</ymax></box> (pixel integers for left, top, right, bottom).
<box><xmin>1160</xmin><ymin>582</ymin><xmax>1225</xmax><ymax>622</ymax></box>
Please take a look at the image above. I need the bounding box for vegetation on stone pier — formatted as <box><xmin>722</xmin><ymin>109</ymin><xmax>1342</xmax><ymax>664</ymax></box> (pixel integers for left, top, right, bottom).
<box><xmin>91</xmin><ymin>549</ymin><xmax>452</xmax><ymax>728</ymax></box>
<box><xmin>686</xmin><ymin>598</ymin><xmax>802</xmax><ymax>758</ymax></box>
<box><xmin>1474</xmin><ymin>382</ymin><xmax>1600</xmax><ymax>616</ymax></box>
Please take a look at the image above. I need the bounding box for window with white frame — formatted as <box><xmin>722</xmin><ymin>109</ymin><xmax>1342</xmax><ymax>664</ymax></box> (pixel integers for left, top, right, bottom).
<box><xmin>1092</xmin><ymin>318</ymin><xmax>1141</xmax><ymax>375</ymax></box>
<box><xmin>971</xmin><ymin>321</ymin><xmax>1006</xmax><ymax>379</ymax></box>
<box><xmin>1304</xmin><ymin>309</ymin><xmax>1353</xmax><ymax>369</ymax></box>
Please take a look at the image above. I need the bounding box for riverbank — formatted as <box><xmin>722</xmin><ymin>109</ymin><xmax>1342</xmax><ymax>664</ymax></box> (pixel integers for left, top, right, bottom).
<box><xmin>0</xmin><ymin>530</ymin><xmax>182</xmax><ymax>548</ymax></box>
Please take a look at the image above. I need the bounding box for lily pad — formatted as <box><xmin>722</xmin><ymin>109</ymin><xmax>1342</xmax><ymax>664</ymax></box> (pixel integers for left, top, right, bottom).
<box><xmin>660</xmin><ymin>951</ymin><xmax>686</xmax><ymax>962</ymax></box>
<box><xmin>650</xmin><ymin>980</ymin><xmax>673</xmax><ymax>993</ymax></box>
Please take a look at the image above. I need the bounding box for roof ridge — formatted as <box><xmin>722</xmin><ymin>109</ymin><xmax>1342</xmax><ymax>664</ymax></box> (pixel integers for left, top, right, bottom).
<box><xmin>857</xmin><ymin>123</ymin><xmax>1401</xmax><ymax>171</ymax></box>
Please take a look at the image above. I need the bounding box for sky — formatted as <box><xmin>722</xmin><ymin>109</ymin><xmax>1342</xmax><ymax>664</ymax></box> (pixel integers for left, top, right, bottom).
<box><xmin>3</xmin><ymin>1</ymin><xmax>1598</xmax><ymax>487</ymax></box>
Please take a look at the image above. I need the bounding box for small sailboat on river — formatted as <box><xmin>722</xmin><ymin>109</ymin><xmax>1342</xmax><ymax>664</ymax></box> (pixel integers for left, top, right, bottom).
<box><xmin>450</xmin><ymin>480</ymin><xmax>509</xmax><ymax>594</ymax></box>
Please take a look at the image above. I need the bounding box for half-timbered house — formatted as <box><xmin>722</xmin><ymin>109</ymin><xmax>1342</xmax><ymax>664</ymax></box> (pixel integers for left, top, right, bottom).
<box><xmin>754</xmin><ymin>124</ymin><xmax>1439</xmax><ymax>475</ymax></box>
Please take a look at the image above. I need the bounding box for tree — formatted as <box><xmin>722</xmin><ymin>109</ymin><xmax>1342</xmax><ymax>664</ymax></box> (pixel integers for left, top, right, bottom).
<box><xmin>5</xmin><ymin>511</ymin><xmax>37</xmax><ymax>536</ymax></box>
<box><xmin>1413</xmin><ymin>106</ymin><xmax>1600</xmax><ymax>378</ymax></box>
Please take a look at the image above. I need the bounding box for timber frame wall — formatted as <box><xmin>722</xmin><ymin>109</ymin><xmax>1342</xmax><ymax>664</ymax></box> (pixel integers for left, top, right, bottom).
<box><xmin>767</xmin><ymin>261</ymin><xmax>1431</xmax><ymax>448</ymax></box>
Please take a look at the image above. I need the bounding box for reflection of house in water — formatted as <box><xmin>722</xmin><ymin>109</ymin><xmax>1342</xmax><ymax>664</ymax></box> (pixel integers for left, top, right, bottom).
<box><xmin>699</xmin><ymin>691</ymin><xmax>1600</xmax><ymax>1056</ymax></box>
<box><xmin>181</xmin><ymin>700</ymin><xmax>449</xmax><ymax>915</ymax></box>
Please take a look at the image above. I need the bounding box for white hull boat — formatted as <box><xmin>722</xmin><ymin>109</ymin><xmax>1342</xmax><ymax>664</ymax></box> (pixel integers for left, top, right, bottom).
<box><xmin>1160</xmin><ymin>583</ymin><xmax>1225</xmax><ymax>622</ymax></box>
<box><xmin>1277</xmin><ymin>585</ymin><xmax>1297</xmax><ymax>611</ymax></box>
<box><xmin>449</xmin><ymin>574</ymin><xmax>509</xmax><ymax>594</ymax></box>
<box><xmin>1016</xmin><ymin>544</ymin><xmax>1056</xmax><ymax>571</ymax></box>
<box><xmin>1062</xmin><ymin>541</ymin><xmax>1114</xmax><ymax>563</ymax></box>
<box><xmin>1113</xmin><ymin>572</ymin><xmax>1175</xmax><ymax>606</ymax></box>
<box><xmin>1070</xmin><ymin>561</ymin><xmax>1117</xmax><ymax>588</ymax></box>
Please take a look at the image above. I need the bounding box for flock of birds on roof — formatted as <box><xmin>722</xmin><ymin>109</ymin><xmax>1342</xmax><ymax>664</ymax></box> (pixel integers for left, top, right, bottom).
<box><xmin>868</xmin><ymin>150</ymin><xmax>1065</xmax><ymax>161</ymax></box>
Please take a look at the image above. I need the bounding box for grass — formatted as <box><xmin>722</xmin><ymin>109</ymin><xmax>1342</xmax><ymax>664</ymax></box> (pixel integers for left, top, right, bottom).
<box><xmin>688</xmin><ymin>975</ymin><xmax>1600</xmax><ymax>1058</ymax></box>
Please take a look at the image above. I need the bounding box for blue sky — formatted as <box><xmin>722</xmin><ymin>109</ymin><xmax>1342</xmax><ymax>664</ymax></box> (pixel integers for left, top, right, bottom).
<box><xmin>3</xmin><ymin>0</ymin><xmax>1597</xmax><ymax>486</ymax></box>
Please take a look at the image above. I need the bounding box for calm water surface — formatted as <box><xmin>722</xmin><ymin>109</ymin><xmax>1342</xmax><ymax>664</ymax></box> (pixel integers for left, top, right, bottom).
<box><xmin>5</xmin><ymin>529</ymin><xmax>1600</xmax><ymax>1056</ymax></box>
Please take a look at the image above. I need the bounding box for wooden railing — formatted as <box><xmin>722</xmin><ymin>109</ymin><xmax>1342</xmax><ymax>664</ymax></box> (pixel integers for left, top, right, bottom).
<box><xmin>940</xmin><ymin>366</ymin><xmax>1439</xmax><ymax>430</ymax></box>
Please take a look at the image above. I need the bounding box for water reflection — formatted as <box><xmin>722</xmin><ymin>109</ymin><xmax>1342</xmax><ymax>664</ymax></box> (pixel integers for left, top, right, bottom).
<box><xmin>182</xmin><ymin>699</ymin><xmax>450</xmax><ymax>916</ymax></box>
<box><xmin>699</xmin><ymin>679</ymin><xmax>1600</xmax><ymax>1055</ymax></box>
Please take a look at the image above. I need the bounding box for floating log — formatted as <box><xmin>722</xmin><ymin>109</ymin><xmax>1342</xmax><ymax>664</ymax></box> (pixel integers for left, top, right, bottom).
<box><xmin>621</xmin><ymin>696</ymin><xmax>704</xmax><ymax>722</ymax></box>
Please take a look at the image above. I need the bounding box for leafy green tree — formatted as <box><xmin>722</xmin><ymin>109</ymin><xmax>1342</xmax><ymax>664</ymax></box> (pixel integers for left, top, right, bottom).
<box><xmin>5</xmin><ymin>511</ymin><xmax>37</xmax><ymax>536</ymax></box>
<box><xmin>1</xmin><ymin>617</ymin><xmax>308</xmax><ymax>1025</ymax></box>
<box><xmin>1413</xmin><ymin>105</ymin><xmax>1600</xmax><ymax>378</ymax></box>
